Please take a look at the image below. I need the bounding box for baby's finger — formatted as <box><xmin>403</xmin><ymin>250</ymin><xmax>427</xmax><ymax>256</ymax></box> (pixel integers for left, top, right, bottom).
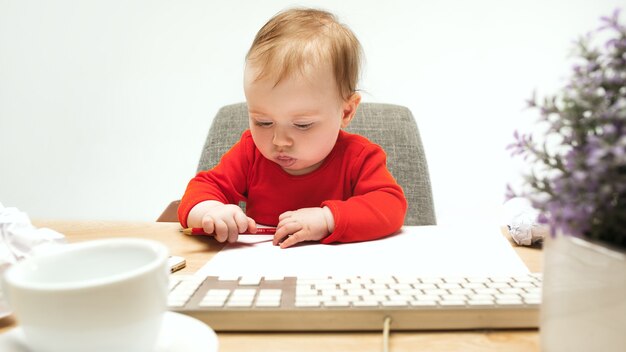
<box><xmin>201</xmin><ymin>217</ymin><xmax>216</xmax><ymax>236</ymax></box>
<box><xmin>278</xmin><ymin>211</ymin><xmax>294</xmax><ymax>221</ymax></box>
<box><xmin>277</xmin><ymin>216</ymin><xmax>297</xmax><ymax>229</ymax></box>
<box><xmin>213</xmin><ymin>220</ymin><xmax>229</xmax><ymax>242</ymax></box>
<box><xmin>234</xmin><ymin>211</ymin><xmax>250</xmax><ymax>233</ymax></box>
<box><xmin>279</xmin><ymin>230</ymin><xmax>305</xmax><ymax>249</ymax></box>
<box><xmin>246</xmin><ymin>217</ymin><xmax>257</xmax><ymax>234</ymax></box>
<box><xmin>273</xmin><ymin>222</ymin><xmax>300</xmax><ymax>246</ymax></box>
<box><xmin>227</xmin><ymin>232</ymin><xmax>239</xmax><ymax>243</ymax></box>
<box><xmin>222</xmin><ymin>217</ymin><xmax>240</xmax><ymax>243</ymax></box>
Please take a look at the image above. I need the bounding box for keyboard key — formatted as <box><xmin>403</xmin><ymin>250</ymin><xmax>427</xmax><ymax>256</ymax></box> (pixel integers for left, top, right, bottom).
<box><xmin>443</xmin><ymin>277</ymin><xmax>467</xmax><ymax>284</ymax></box>
<box><xmin>372</xmin><ymin>288</ymin><xmax>397</xmax><ymax>296</ymax></box>
<box><xmin>367</xmin><ymin>283</ymin><xmax>388</xmax><ymax>290</ymax></box>
<box><xmin>510</xmin><ymin>280</ymin><xmax>535</xmax><ymax>287</ymax></box>
<box><xmin>338</xmin><ymin>296</ymin><xmax>361</xmax><ymax>304</ymax></box>
<box><xmin>496</xmin><ymin>299</ymin><xmax>524</xmax><ymax>306</ymax></box>
<box><xmin>412</xmin><ymin>283</ymin><xmax>437</xmax><ymax>290</ymax></box>
<box><xmin>523</xmin><ymin>297</ymin><xmax>541</xmax><ymax>306</ymax></box>
<box><xmin>422</xmin><ymin>288</ymin><xmax>448</xmax><ymax>296</ymax></box>
<box><xmin>324</xmin><ymin>300</ymin><xmax>350</xmax><ymax>307</ymax></box>
<box><xmin>372</xmin><ymin>277</ymin><xmax>397</xmax><ymax>284</ymax></box>
<box><xmin>471</xmin><ymin>294</ymin><xmax>495</xmax><ymax>301</ymax></box>
<box><xmin>340</xmin><ymin>283</ymin><xmax>364</xmax><ymax>290</ymax></box>
<box><xmin>415</xmin><ymin>294</ymin><xmax>440</xmax><ymax>301</ymax></box>
<box><xmin>439</xmin><ymin>300</ymin><xmax>466</xmax><ymax>307</ymax></box>
<box><xmin>394</xmin><ymin>276</ymin><xmax>418</xmax><ymax>284</ymax></box>
<box><xmin>347</xmin><ymin>288</ymin><xmax>371</xmax><ymax>296</ymax></box>
<box><xmin>490</xmin><ymin>277</ymin><xmax>513</xmax><ymax>283</ymax></box>
<box><xmin>420</xmin><ymin>278</ymin><xmax>444</xmax><ymax>284</ymax></box>
<box><xmin>410</xmin><ymin>300</ymin><xmax>437</xmax><ymax>307</ymax></box>
<box><xmin>512</xmin><ymin>275</ymin><xmax>536</xmax><ymax>283</ymax></box>
<box><xmin>449</xmin><ymin>288</ymin><xmax>473</xmax><ymax>295</ymax></box>
<box><xmin>320</xmin><ymin>288</ymin><xmax>344</xmax><ymax>297</ymax></box>
<box><xmin>232</xmin><ymin>289</ymin><xmax>256</xmax><ymax>297</ymax></box>
<box><xmin>296</xmin><ymin>288</ymin><xmax>319</xmax><ymax>296</ymax></box>
<box><xmin>474</xmin><ymin>288</ymin><xmax>499</xmax><ymax>295</ymax></box>
<box><xmin>389</xmin><ymin>283</ymin><xmax>412</xmax><ymax>290</ymax></box>
<box><xmin>466</xmin><ymin>277</ymin><xmax>491</xmax><ymax>284</ymax></box>
<box><xmin>495</xmin><ymin>293</ymin><xmax>522</xmax><ymax>301</ymax></box>
<box><xmin>524</xmin><ymin>287</ymin><xmax>541</xmax><ymax>295</ymax></box>
<box><xmin>382</xmin><ymin>300</ymin><xmax>409</xmax><ymax>307</ymax></box>
<box><xmin>205</xmin><ymin>289</ymin><xmax>230</xmax><ymax>297</ymax></box>
<box><xmin>467</xmin><ymin>300</ymin><xmax>494</xmax><ymax>307</ymax></box>
<box><xmin>349</xmin><ymin>277</ymin><xmax>373</xmax><ymax>284</ymax></box>
<box><xmin>499</xmin><ymin>287</ymin><xmax>525</xmax><ymax>295</ymax></box>
<box><xmin>398</xmin><ymin>288</ymin><xmax>422</xmax><ymax>296</ymax></box>
<box><xmin>258</xmin><ymin>289</ymin><xmax>282</xmax><ymax>297</ymax></box>
<box><xmin>441</xmin><ymin>294</ymin><xmax>466</xmax><ymax>301</ymax></box>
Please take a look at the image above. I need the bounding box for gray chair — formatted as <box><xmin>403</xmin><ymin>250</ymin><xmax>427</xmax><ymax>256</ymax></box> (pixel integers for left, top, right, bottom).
<box><xmin>158</xmin><ymin>102</ymin><xmax>436</xmax><ymax>225</ymax></box>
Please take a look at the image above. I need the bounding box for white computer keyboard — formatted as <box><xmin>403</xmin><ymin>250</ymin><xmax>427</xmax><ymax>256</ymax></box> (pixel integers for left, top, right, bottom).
<box><xmin>168</xmin><ymin>274</ymin><xmax>542</xmax><ymax>331</ymax></box>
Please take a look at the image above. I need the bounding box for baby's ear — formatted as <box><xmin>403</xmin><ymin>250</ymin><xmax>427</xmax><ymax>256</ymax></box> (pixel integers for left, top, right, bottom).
<box><xmin>340</xmin><ymin>93</ymin><xmax>361</xmax><ymax>128</ymax></box>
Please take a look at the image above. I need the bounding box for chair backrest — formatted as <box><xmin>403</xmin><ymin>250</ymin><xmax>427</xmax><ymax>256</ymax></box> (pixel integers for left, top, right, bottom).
<box><xmin>197</xmin><ymin>102</ymin><xmax>436</xmax><ymax>225</ymax></box>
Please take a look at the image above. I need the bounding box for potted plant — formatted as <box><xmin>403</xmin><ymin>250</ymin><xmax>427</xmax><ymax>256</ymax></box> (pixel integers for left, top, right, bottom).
<box><xmin>507</xmin><ymin>9</ymin><xmax>625</xmax><ymax>352</ymax></box>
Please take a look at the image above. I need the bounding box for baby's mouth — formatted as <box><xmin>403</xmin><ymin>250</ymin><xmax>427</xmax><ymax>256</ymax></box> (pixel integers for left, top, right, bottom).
<box><xmin>275</xmin><ymin>155</ymin><xmax>296</xmax><ymax>168</ymax></box>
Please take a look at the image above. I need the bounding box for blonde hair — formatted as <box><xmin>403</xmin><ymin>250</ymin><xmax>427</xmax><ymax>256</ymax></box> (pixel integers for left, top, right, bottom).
<box><xmin>246</xmin><ymin>8</ymin><xmax>362</xmax><ymax>100</ymax></box>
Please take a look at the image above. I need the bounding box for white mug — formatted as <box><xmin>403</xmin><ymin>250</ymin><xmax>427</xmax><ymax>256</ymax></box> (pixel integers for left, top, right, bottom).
<box><xmin>2</xmin><ymin>238</ymin><xmax>169</xmax><ymax>352</ymax></box>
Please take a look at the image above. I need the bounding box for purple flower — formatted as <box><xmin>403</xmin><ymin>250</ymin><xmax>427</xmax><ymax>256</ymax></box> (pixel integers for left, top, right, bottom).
<box><xmin>506</xmin><ymin>130</ymin><xmax>534</xmax><ymax>157</ymax></box>
<box><xmin>599</xmin><ymin>8</ymin><xmax>623</xmax><ymax>32</ymax></box>
<box><xmin>508</xmin><ymin>8</ymin><xmax>626</xmax><ymax>249</ymax></box>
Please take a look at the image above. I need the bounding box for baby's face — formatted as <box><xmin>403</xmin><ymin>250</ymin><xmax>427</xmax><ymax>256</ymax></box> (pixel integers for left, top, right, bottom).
<box><xmin>244</xmin><ymin>63</ymin><xmax>349</xmax><ymax>175</ymax></box>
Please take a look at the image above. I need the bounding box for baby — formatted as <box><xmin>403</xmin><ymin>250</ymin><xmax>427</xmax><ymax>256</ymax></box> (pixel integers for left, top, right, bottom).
<box><xmin>178</xmin><ymin>8</ymin><xmax>407</xmax><ymax>248</ymax></box>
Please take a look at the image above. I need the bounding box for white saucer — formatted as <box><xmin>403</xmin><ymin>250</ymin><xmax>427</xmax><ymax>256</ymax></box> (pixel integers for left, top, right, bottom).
<box><xmin>0</xmin><ymin>311</ymin><xmax>218</xmax><ymax>352</ymax></box>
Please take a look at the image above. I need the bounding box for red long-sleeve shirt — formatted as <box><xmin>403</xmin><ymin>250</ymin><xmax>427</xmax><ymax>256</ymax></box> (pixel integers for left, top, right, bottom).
<box><xmin>178</xmin><ymin>130</ymin><xmax>407</xmax><ymax>244</ymax></box>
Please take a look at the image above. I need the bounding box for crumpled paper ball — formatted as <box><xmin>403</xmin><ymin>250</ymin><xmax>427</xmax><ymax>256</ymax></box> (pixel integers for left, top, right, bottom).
<box><xmin>502</xmin><ymin>197</ymin><xmax>549</xmax><ymax>246</ymax></box>
<box><xmin>0</xmin><ymin>202</ymin><xmax>66</xmax><ymax>317</ymax></box>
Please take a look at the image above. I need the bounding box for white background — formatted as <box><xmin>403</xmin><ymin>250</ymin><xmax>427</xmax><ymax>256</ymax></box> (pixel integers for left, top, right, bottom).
<box><xmin>0</xmin><ymin>0</ymin><xmax>623</xmax><ymax>224</ymax></box>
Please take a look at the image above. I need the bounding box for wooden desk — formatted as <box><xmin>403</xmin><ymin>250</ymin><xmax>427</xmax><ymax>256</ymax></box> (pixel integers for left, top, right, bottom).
<box><xmin>1</xmin><ymin>221</ymin><xmax>543</xmax><ymax>352</ymax></box>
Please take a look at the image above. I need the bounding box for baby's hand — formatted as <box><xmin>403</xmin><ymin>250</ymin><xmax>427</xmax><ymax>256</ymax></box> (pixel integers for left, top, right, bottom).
<box><xmin>199</xmin><ymin>203</ymin><xmax>256</xmax><ymax>243</ymax></box>
<box><xmin>274</xmin><ymin>207</ymin><xmax>334</xmax><ymax>248</ymax></box>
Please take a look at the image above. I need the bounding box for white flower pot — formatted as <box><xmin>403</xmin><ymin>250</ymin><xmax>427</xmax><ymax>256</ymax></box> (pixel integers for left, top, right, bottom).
<box><xmin>541</xmin><ymin>234</ymin><xmax>626</xmax><ymax>352</ymax></box>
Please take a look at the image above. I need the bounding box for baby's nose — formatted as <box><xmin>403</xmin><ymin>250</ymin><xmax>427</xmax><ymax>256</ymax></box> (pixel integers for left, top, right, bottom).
<box><xmin>272</xmin><ymin>129</ymin><xmax>292</xmax><ymax>147</ymax></box>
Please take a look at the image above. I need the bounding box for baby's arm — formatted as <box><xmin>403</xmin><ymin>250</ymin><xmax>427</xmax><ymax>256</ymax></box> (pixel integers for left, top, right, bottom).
<box><xmin>188</xmin><ymin>200</ymin><xmax>257</xmax><ymax>243</ymax></box>
<box><xmin>179</xmin><ymin>132</ymin><xmax>257</xmax><ymax>243</ymax></box>
<box><xmin>273</xmin><ymin>206</ymin><xmax>335</xmax><ymax>248</ymax></box>
<box><xmin>320</xmin><ymin>144</ymin><xmax>406</xmax><ymax>244</ymax></box>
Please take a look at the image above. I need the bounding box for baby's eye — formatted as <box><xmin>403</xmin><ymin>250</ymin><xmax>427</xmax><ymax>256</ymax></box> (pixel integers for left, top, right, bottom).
<box><xmin>254</xmin><ymin>121</ymin><xmax>273</xmax><ymax>127</ymax></box>
<box><xmin>294</xmin><ymin>123</ymin><xmax>313</xmax><ymax>130</ymax></box>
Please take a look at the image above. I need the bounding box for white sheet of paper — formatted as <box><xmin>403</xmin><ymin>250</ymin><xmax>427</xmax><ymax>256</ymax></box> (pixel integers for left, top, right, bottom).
<box><xmin>196</xmin><ymin>225</ymin><xmax>530</xmax><ymax>277</ymax></box>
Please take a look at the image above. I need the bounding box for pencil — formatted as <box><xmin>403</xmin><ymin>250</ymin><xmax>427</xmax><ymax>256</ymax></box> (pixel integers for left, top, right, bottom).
<box><xmin>181</xmin><ymin>227</ymin><xmax>277</xmax><ymax>236</ymax></box>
